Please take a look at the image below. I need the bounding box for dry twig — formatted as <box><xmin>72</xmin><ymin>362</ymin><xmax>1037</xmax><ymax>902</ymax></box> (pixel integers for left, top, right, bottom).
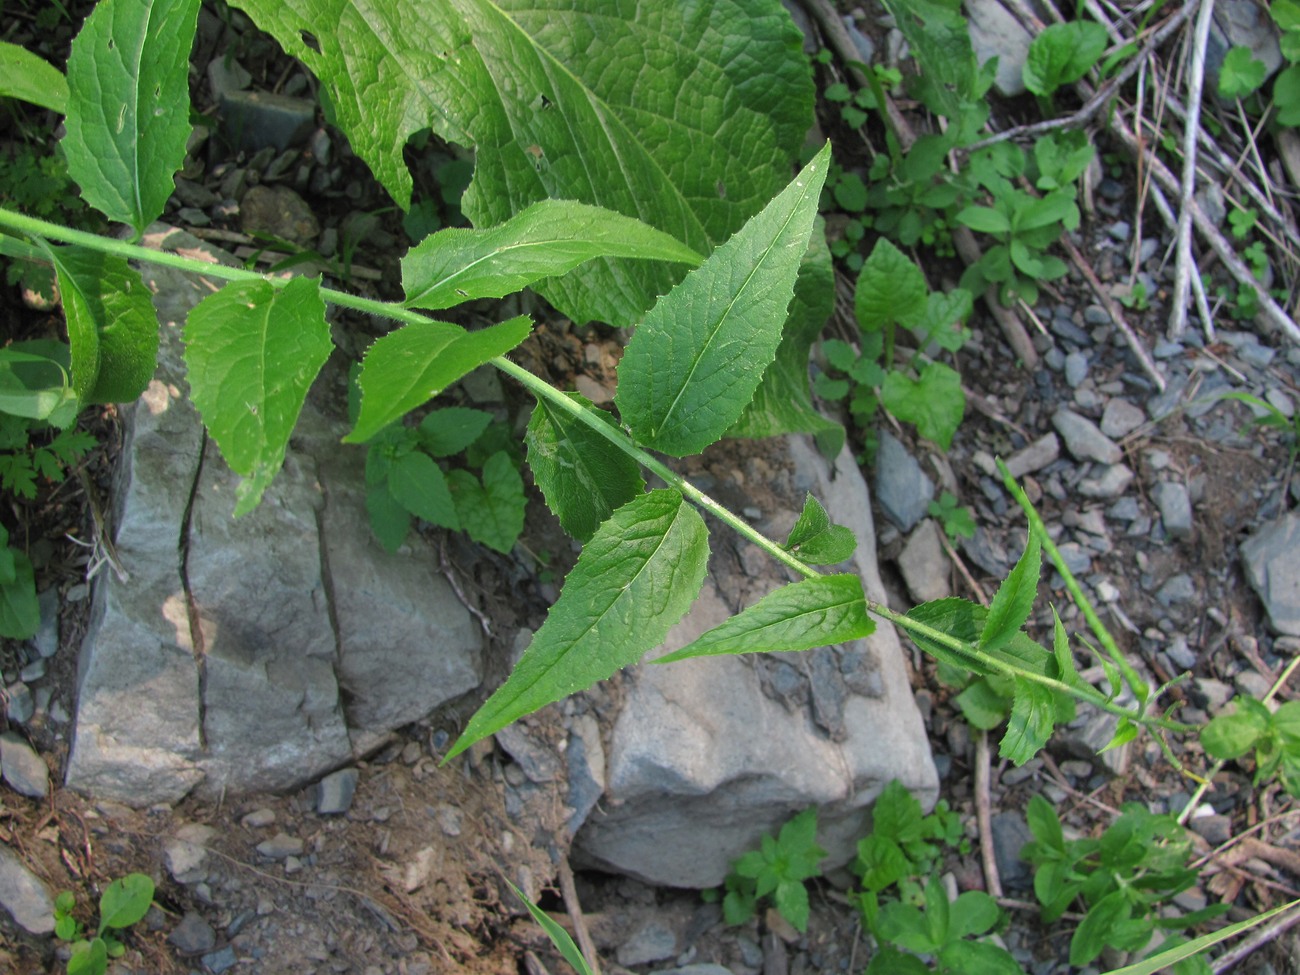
<box><xmin>558</xmin><ymin>856</ymin><xmax>601</xmax><ymax>975</ymax></box>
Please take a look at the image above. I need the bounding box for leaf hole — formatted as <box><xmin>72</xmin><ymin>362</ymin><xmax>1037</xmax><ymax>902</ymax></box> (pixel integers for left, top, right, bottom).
<box><xmin>299</xmin><ymin>30</ymin><xmax>321</xmax><ymax>53</ymax></box>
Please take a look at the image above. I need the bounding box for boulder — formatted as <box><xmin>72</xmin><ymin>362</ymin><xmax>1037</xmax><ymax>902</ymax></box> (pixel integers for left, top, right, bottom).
<box><xmin>574</xmin><ymin>437</ymin><xmax>938</xmax><ymax>888</ymax></box>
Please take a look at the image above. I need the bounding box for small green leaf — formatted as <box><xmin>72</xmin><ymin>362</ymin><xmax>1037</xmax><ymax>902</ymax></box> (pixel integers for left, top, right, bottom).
<box><xmin>616</xmin><ymin>143</ymin><xmax>831</xmax><ymax>456</ymax></box>
<box><xmin>1000</xmin><ymin>677</ymin><xmax>1055</xmax><ymax>765</ymax></box>
<box><xmin>445</xmin><ymin>489</ymin><xmax>708</xmax><ymax>759</ymax></box>
<box><xmin>1023</xmin><ymin>20</ymin><xmax>1109</xmax><ymax>97</ymax></box>
<box><xmin>774</xmin><ymin>878</ymin><xmax>811</xmax><ymax>932</ymax></box>
<box><xmin>784</xmin><ymin>495</ymin><xmax>857</xmax><ymax>565</ymax></box>
<box><xmin>387</xmin><ymin>451</ymin><xmax>459</xmax><ymax>530</ymax></box>
<box><xmin>1201</xmin><ymin>704</ymin><xmax>1270</xmax><ymax>759</ymax></box>
<box><xmin>365</xmin><ymin>484</ymin><xmax>412</xmax><ymax>553</ymax></box>
<box><xmin>401</xmin><ymin>200</ymin><xmax>702</xmax><ymax>310</ymax></box>
<box><xmin>1218</xmin><ymin>46</ymin><xmax>1266</xmax><ymax>98</ymax></box>
<box><xmin>62</xmin><ymin>0</ymin><xmax>202</xmax><ymax>235</ymax></box>
<box><xmin>184</xmin><ymin>277</ymin><xmax>332</xmax><ymax>516</ymax></box>
<box><xmin>505</xmin><ymin>880</ymin><xmax>594</xmax><ymax>975</ymax></box>
<box><xmin>0</xmin><ymin>40</ymin><xmax>69</xmax><ymax>113</ymax></box>
<box><xmin>67</xmin><ymin>938</ymin><xmax>108</xmax><ymax>975</ymax></box>
<box><xmin>46</xmin><ymin>246</ymin><xmax>159</xmax><ymax>405</ymax></box>
<box><xmin>955</xmin><ymin>206</ymin><xmax>1011</xmax><ymax>235</ymax></box>
<box><xmin>948</xmin><ymin>890</ymin><xmax>1000</xmax><ymax>939</ymax></box>
<box><xmin>447</xmin><ymin>452</ymin><xmax>525</xmax><ymax>554</ymax></box>
<box><xmin>981</xmin><ymin>531</ymin><xmax>1041</xmax><ymax>654</ymax></box>
<box><xmin>98</xmin><ymin>873</ymin><xmax>154</xmax><ymax>932</ymax></box>
<box><xmin>347</xmin><ymin>316</ymin><xmax>531</xmax><ymax>444</ymax></box>
<box><xmin>55</xmin><ymin>914</ymin><xmax>78</xmax><ymax>941</ymax></box>
<box><xmin>1071</xmin><ymin>889</ymin><xmax>1131</xmax><ymax>966</ymax></box>
<box><xmin>1050</xmin><ymin>607</ymin><xmax>1080</xmax><ymax>685</ymax></box>
<box><xmin>1102</xmin><ymin>715</ymin><xmax>1139</xmax><ymax>753</ymax></box>
<box><xmin>857</xmin><ymin>835</ymin><xmax>911</xmax><ymax>893</ymax></box>
<box><xmin>525</xmin><ymin>394</ymin><xmax>645</xmax><ymax>543</ymax></box>
<box><xmin>1026</xmin><ymin>793</ymin><xmax>1064</xmax><ymax>851</ymax></box>
<box><xmin>417</xmin><ymin>407</ymin><xmax>494</xmax><ymax>457</ymax></box>
<box><xmin>854</xmin><ymin>238</ymin><xmax>928</xmax><ymax>332</ymax></box>
<box><xmin>954</xmin><ymin>678</ymin><xmax>1010</xmax><ymax>730</ymax></box>
<box><xmin>880</xmin><ymin>362</ymin><xmax>965</xmax><ymax>450</ymax></box>
<box><xmin>0</xmin><ymin>344</ymin><xmax>78</xmax><ymax>425</ymax></box>
<box><xmin>654</xmin><ymin>574</ymin><xmax>874</xmax><ymax>663</ymax></box>
<box><xmin>903</xmin><ymin>598</ymin><xmax>988</xmax><ymax>674</ymax></box>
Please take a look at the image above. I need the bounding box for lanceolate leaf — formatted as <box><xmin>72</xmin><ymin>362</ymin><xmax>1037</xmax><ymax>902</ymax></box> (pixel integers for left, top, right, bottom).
<box><xmin>46</xmin><ymin>245</ymin><xmax>159</xmax><ymax>404</ymax></box>
<box><xmin>525</xmin><ymin>394</ymin><xmax>645</xmax><ymax>542</ymax></box>
<box><xmin>1001</xmin><ymin>677</ymin><xmax>1056</xmax><ymax>766</ymax></box>
<box><xmin>230</xmin><ymin>0</ymin><xmax>813</xmax><ymax>326</ymax></box>
<box><xmin>0</xmin><ymin>40</ymin><xmax>69</xmax><ymax>113</ymax></box>
<box><xmin>728</xmin><ymin>219</ymin><xmax>845</xmax><ymax>455</ymax></box>
<box><xmin>346</xmin><ymin>315</ymin><xmax>532</xmax><ymax>444</ymax></box>
<box><xmin>387</xmin><ymin>451</ymin><xmax>458</xmax><ymax>530</ymax></box>
<box><xmin>617</xmin><ymin>143</ymin><xmax>831</xmax><ymax>456</ymax></box>
<box><xmin>62</xmin><ymin>0</ymin><xmax>202</xmax><ymax>235</ymax></box>
<box><xmin>903</xmin><ymin>597</ymin><xmax>989</xmax><ymax>675</ymax></box>
<box><xmin>655</xmin><ymin>574</ymin><xmax>873</xmax><ymax>663</ymax></box>
<box><xmin>184</xmin><ymin>277</ymin><xmax>332</xmax><ymax>516</ymax></box>
<box><xmin>446</xmin><ymin>489</ymin><xmax>708</xmax><ymax>759</ymax></box>
<box><xmin>981</xmin><ymin>531</ymin><xmax>1041</xmax><ymax>654</ymax></box>
<box><xmin>402</xmin><ymin>200</ymin><xmax>702</xmax><ymax>310</ymax></box>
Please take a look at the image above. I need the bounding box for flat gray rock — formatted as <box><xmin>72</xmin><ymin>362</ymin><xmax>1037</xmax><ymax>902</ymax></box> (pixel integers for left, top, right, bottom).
<box><xmin>1100</xmin><ymin>399</ymin><xmax>1145</xmax><ymax>439</ymax></box>
<box><xmin>897</xmin><ymin>519</ymin><xmax>951</xmax><ymax>603</ymax></box>
<box><xmin>1052</xmin><ymin>408</ymin><xmax>1122</xmax><ymax>465</ymax></box>
<box><xmin>1152</xmin><ymin>481</ymin><xmax>1193</xmax><ymax>540</ymax></box>
<box><xmin>874</xmin><ymin>431</ymin><xmax>934</xmax><ymax>531</ymax></box>
<box><xmin>0</xmin><ymin>732</ymin><xmax>48</xmax><ymax>798</ymax></box>
<box><xmin>1242</xmin><ymin>511</ymin><xmax>1300</xmax><ymax>636</ymax></box>
<box><xmin>1004</xmin><ymin>433</ymin><xmax>1059</xmax><ymax>478</ymax></box>
<box><xmin>0</xmin><ymin>845</ymin><xmax>54</xmax><ymax>935</ymax></box>
<box><xmin>966</xmin><ymin>0</ymin><xmax>1032</xmax><ymax>96</ymax></box>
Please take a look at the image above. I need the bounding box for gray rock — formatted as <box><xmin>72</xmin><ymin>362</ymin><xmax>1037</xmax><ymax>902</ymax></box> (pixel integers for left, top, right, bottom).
<box><xmin>18</xmin><ymin>658</ymin><xmax>44</xmax><ymax>683</ymax></box>
<box><xmin>618</xmin><ymin>919</ymin><xmax>679</xmax><ymax>967</ymax></box>
<box><xmin>1152</xmin><ymin>481</ymin><xmax>1193</xmax><ymax>540</ymax></box>
<box><xmin>3</xmin><ymin>682</ymin><xmax>34</xmax><ymax>725</ymax></box>
<box><xmin>0</xmin><ymin>732</ymin><xmax>48</xmax><ymax>798</ymax></box>
<box><xmin>0</xmin><ymin>845</ymin><xmax>54</xmax><ymax>934</ymax></box>
<box><xmin>1078</xmin><ymin>464</ymin><xmax>1135</xmax><ymax>499</ymax></box>
<box><xmin>256</xmin><ymin>832</ymin><xmax>304</xmax><ymax>859</ymax></box>
<box><xmin>1004</xmin><ymin>433</ymin><xmax>1059</xmax><ymax>478</ymax></box>
<box><xmin>1156</xmin><ymin>574</ymin><xmax>1197</xmax><ymax>607</ymax></box>
<box><xmin>1054</xmin><ymin>542</ymin><xmax>1091</xmax><ymax>577</ymax></box>
<box><xmin>32</xmin><ymin>587</ymin><xmax>58</xmax><ymax>658</ymax></box>
<box><xmin>874</xmin><ymin>431</ymin><xmax>934</xmax><ymax>531</ymax></box>
<box><xmin>1210</xmin><ymin>1</ymin><xmax>1284</xmax><ymax>84</ymax></box>
<box><xmin>168</xmin><ymin>911</ymin><xmax>217</xmax><ymax>953</ymax></box>
<box><xmin>1064</xmin><ymin>351</ymin><xmax>1089</xmax><ymax>387</ymax></box>
<box><xmin>218</xmin><ymin>88</ymin><xmax>315</xmax><ymax>153</ymax></box>
<box><xmin>991</xmin><ymin>813</ymin><xmax>1033</xmax><ymax>891</ymax></box>
<box><xmin>565</xmin><ymin>714</ymin><xmax>606</xmax><ymax>836</ymax></box>
<box><xmin>1241</xmin><ymin>511</ymin><xmax>1300</xmax><ymax>635</ymax></box>
<box><xmin>651</xmin><ymin>967</ymin><xmax>735</xmax><ymax>975</ymax></box>
<box><xmin>966</xmin><ymin>0</ymin><xmax>1033</xmax><ymax>96</ymax></box>
<box><xmin>1166</xmin><ymin>635</ymin><xmax>1198</xmax><ymax>671</ymax></box>
<box><xmin>575</xmin><ymin>438</ymin><xmax>937</xmax><ymax>888</ymax></box>
<box><xmin>241</xmin><ymin>808</ymin><xmax>275</xmax><ymax>829</ymax></box>
<box><xmin>165</xmin><ymin>824</ymin><xmax>215</xmax><ymax>884</ymax></box>
<box><xmin>1188</xmin><ymin>813</ymin><xmax>1232</xmax><ymax>847</ymax></box>
<box><xmin>201</xmin><ymin>945</ymin><xmax>238</xmax><ymax>974</ymax></box>
<box><xmin>1107</xmin><ymin>497</ymin><xmax>1140</xmax><ymax>522</ymax></box>
<box><xmin>315</xmin><ymin>768</ymin><xmax>359</xmax><ymax>815</ymax></box>
<box><xmin>897</xmin><ymin>520</ymin><xmax>951</xmax><ymax>603</ymax></box>
<box><xmin>1053</xmin><ymin>409</ymin><xmax>1122</xmax><ymax>465</ymax></box>
<box><xmin>1100</xmin><ymin>399</ymin><xmax>1145</xmax><ymax>439</ymax></box>
<box><xmin>239</xmin><ymin>184</ymin><xmax>320</xmax><ymax>245</ymax></box>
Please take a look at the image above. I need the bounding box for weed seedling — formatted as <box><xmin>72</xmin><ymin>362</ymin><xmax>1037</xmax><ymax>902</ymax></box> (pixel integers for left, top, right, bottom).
<box><xmin>54</xmin><ymin>873</ymin><xmax>155</xmax><ymax>975</ymax></box>
<box><xmin>714</xmin><ymin>808</ymin><xmax>827</xmax><ymax>933</ymax></box>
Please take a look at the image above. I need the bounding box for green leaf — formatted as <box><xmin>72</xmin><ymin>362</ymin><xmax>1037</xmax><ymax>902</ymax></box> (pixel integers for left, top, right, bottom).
<box><xmin>0</xmin><ymin>345</ymin><xmax>78</xmax><ymax>425</ymax></box>
<box><xmin>98</xmin><ymin>873</ymin><xmax>154</xmax><ymax>932</ymax></box>
<box><xmin>914</xmin><ymin>289</ymin><xmax>973</xmax><ymax>352</ymax></box>
<box><xmin>1201</xmin><ymin>703</ymin><xmax>1270</xmax><ymax>760</ymax></box>
<box><xmin>954</xmin><ymin>678</ymin><xmax>1010</xmax><ymax>730</ymax></box>
<box><xmin>401</xmin><ymin>200</ymin><xmax>702</xmax><ymax>310</ymax></box>
<box><xmin>417</xmin><ymin>408</ymin><xmax>494</xmax><ymax>458</ymax></box>
<box><xmin>948</xmin><ymin>890</ymin><xmax>1000</xmax><ymax>939</ymax></box>
<box><xmin>67</xmin><ymin>938</ymin><xmax>108</xmax><ymax>975</ymax></box>
<box><xmin>365</xmin><ymin>484</ymin><xmax>412</xmax><ymax>553</ymax></box>
<box><xmin>854</xmin><ymin>238</ymin><xmax>928</xmax><ymax>332</ymax></box>
<box><xmin>727</xmin><ymin>220</ymin><xmax>845</xmax><ymax>456</ymax></box>
<box><xmin>616</xmin><ymin>143</ymin><xmax>831</xmax><ymax>456</ymax></box>
<box><xmin>1102</xmin><ymin>716</ymin><xmax>1138</xmax><ymax>753</ymax></box>
<box><xmin>1100</xmin><ymin>900</ymin><xmax>1300</xmax><ymax>975</ymax></box>
<box><xmin>1050</xmin><ymin>606</ymin><xmax>1080</xmax><ymax>685</ymax></box>
<box><xmin>62</xmin><ymin>0</ymin><xmax>202</xmax><ymax>235</ymax></box>
<box><xmin>904</xmin><ymin>597</ymin><xmax>988</xmax><ymax>674</ymax></box>
<box><xmin>0</xmin><ymin>543</ymin><xmax>39</xmax><ymax>639</ymax></box>
<box><xmin>447</xmin><ymin>452</ymin><xmax>526</xmax><ymax>554</ymax></box>
<box><xmin>346</xmin><ymin>316</ymin><xmax>532</xmax><ymax>444</ymax></box>
<box><xmin>1023</xmin><ymin>20</ymin><xmax>1109</xmax><ymax>97</ymax></box>
<box><xmin>1026</xmin><ymin>793</ymin><xmax>1064</xmax><ymax>851</ymax></box>
<box><xmin>955</xmin><ymin>206</ymin><xmax>1011</xmax><ymax>236</ymax></box>
<box><xmin>857</xmin><ymin>835</ymin><xmax>911</xmax><ymax>893</ymax></box>
<box><xmin>387</xmin><ymin>451</ymin><xmax>459</xmax><ymax>530</ymax></box>
<box><xmin>866</xmin><ymin>946</ymin><xmax>931</xmax><ymax>975</ymax></box>
<box><xmin>505</xmin><ymin>880</ymin><xmax>594</xmax><ymax>975</ymax></box>
<box><xmin>232</xmin><ymin>0</ymin><xmax>813</xmax><ymax>327</ymax></box>
<box><xmin>445</xmin><ymin>489</ymin><xmax>708</xmax><ymax>759</ymax></box>
<box><xmin>981</xmin><ymin>531</ymin><xmax>1041</xmax><ymax>654</ymax></box>
<box><xmin>774</xmin><ymin>878</ymin><xmax>810</xmax><ymax>932</ymax></box>
<box><xmin>654</xmin><ymin>574</ymin><xmax>874</xmax><ymax>663</ymax></box>
<box><xmin>0</xmin><ymin>40</ymin><xmax>69</xmax><ymax>113</ymax></box>
<box><xmin>783</xmin><ymin>494</ymin><xmax>857</xmax><ymax>565</ymax></box>
<box><xmin>46</xmin><ymin>246</ymin><xmax>159</xmax><ymax>405</ymax></box>
<box><xmin>880</xmin><ymin>361</ymin><xmax>965</xmax><ymax>450</ymax></box>
<box><xmin>525</xmin><ymin>394</ymin><xmax>645</xmax><ymax>543</ymax></box>
<box><xmin>1000</xmin><ymin>677</ymin><xmax>1055</xmax><ymax>765</ymax></box>
<box><xmin>1218</xmin><ymin>46</ymin><xmax>1267</xmax><ymax>98</ymax></box>
<box><xmin>183</xmin><ymin>277</ymin><xmax>332</xmax><ymax>516</ymax></box>
<box><xmin>1071</xmin><ymin>890</ymin><xmax>1131</xmax><ymax>966</ymax></box>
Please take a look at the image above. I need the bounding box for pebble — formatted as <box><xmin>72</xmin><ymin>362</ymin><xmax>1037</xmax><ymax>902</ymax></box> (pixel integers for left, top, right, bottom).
<box><xmin>32</xmin><ymin>588</ymin><xmax>58</xmax><ymax>658</ymax></box>
<box><xmin>1050</xmin><ymin>316</ymin><xmax>1093</xmax><ymax>347</ymax></box>
<box><xmin>874</xmin><ymin>431</ymin><xmax>934</xmax><ymax>531</ymax></box>
<box><xmin>1234</xmin><ymin>669</ymin><xmax>1273</xmax><ymax>700</ymax></box>
<box><xmin>1064</xmin><ymin>351</ymin><xmax>1089</xmax><ymax>387</ymax></box>
<box><xmin>202</xmin><ymin>945</ymin><xmax>239</xmax><ymax>974</ymax></box>
<box><xmin>1004</xmin><ymin>433</ymin><xmax>1060</xmax><ymax>478</ymax></box>
<box><xmin>165</xmin><ymin>824</ymin><xmax>216</xmax><ymax>884</ymax></box>
<box><xmin>169</xmin><ymin>911</ymin><xmax>217</xmax><ymax>953</ymax></box>
<box><xmin>1155</xmin><ymin>574</ymin><xmax>1196</xmax><ymax>606</ymax></box>
<box><xmin>1055</xmin><ymin>542</ymin><xmax>1092</xmax><ymax>576</ymax></box>
<box><xmin>1106</xmin><ymin>497</ymin><xmax>1139</xmax><ymax>521</ymax></box>
<box><xmin>1053</xmin><ymin>408</ymin><xmax>1122</xmax><ymax>464</ymax></box>
<box><xmin>1078</xmin><ymin>464</ymin><xmax>1134</xmax><ymax>499</ymax></box>
<box><xmin>1194</xmin><ymin>678</ymin><xmax>1234</xmax><ymax>711</ymax></box>
<box><xmin>316</xmin><ymin>768</ymin><xmax>359</xmax><ymax>815</ymax></box>
<box><xmin>990</xmin><ymin>813</ymin><xmax>1034</xmax><ymax>891</ymax></box>
<box><xmin>897</xmin><ymin>520</ymin><xmax>951</xmax><ymax>602</ymax></box>
<box><xmin>5</xmin><ymin>682</ymin><xmax>34</xmax><ymax>724</ymax></box>
<box><xmin>0</xmin><ymin>732</ymin><xmax>48</xmax><ymax>798</ymax></box>
<box><xmin>18</xmin><ymin>658</ymin><xmax>44</xmax><ymax>683</ymax></box>
<box><xmin>0</xmin><ymin>845</ymin><xmax>54</xmax><ymax>934</ymax></box>
<box><xmin>1166</xmin><ymin>635</ymin><xmax>1197</xmax><ymax>671</ymax></box>
<box><xmin>1241</xmin><ymin>511</ymin><xmax>1300</xmax><ymax>636</ymax></box>
<box><xmin>1151</xmin><ymin>481</ymin><xmax>1193</xmax><ymax>540</ymax></box>
<box><xmin>241</xmin><ymin>808</ymin><xmax>276</xmax><ymax>829</ymax></box>
<box><xmin>1107</xmin><ymin>221</ymin><xmax>1131</xmax><ymax>241</ymax></box>
<box><xmin>618</xmin><ymin>919</ymin><xmax>679</xmax><ymax>967</ymax></box>
<box><xmin>1188</xmin><ymin>814</ymin><xmax>1232</xmax><ymax>847</ymax></box>
<box><xmin>1100</xmin><ymin>398</ymin><xmax>1145</xmax><ymax>439</ymax></box>
<box><xmin>256</xmin><ymin>833</ymin><xmax>305</xmax><ymax>859</ymax></box>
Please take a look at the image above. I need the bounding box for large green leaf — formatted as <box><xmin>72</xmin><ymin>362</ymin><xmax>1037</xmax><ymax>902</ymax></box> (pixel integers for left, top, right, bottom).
<box><xmin>62</xmin><ymin>0</ymin><xmax>201</xmax><ymax>235</ymax></box>
<box><xmin>854</xmin><ymin>238</ymin><xmax>928</xmax><ymax>332</ymax></box>
<box><xmin>525</xmin><ymin>393</ymin><xmax>645</xmax><ymax>543</ymax></box>
<box><xmin>46</xmin><ymin>245</ymin><xmax>159</xmax><ymax>405</ymax></box>
<box><xmin>0</xmin><ymin>40</ymin><xmax>69</xmax><ymax>113</ymax></box>
<box><xmin>728</xmin><ymin>220</ymin><xmax>844</xmax><ymax>455</ymax></box>
<box><xmin>230</xmin><ymin>0</ymin><xmax>813</xmax><ymax>326</ymax></box>
<box><xmin>616</xmin><ymin>144</ymin><xmax>831</xmax><ymax>456</ymax></box>
<box><xmin>446</xmin><ymin>489</ymin><xmax>708</xmax><ymax>759</ymax></box>
<box><xmin>183</xmin><ymin>277</ymin><xmax>332</xmax><ymax>516</ymax></box>
<box><xmin>655</xmin><ymin>574</ymin><xmax>873</xmax><ymax>663</ymax></box>
<box><xmin>346</xmin><ymin>315</ymin><xmax>532</xmax><ymax>444</ymax></box>
<box><xmin>880</xmin><ymin>361</ymin><xmax>965</xmax><ymax>450</ymax></box>
<box><xmin>402</xmin><ymin>200</ymin><xmax>702</xmax><ymax>310</ymax></box>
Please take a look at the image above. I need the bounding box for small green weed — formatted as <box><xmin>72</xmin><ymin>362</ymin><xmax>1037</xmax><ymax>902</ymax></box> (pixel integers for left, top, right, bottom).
<box><xmin>928</xmin><ymin>491</ymin><xmax>975</xmax><ymax>541</ymax></box>
<box><xmin>53</xmin><ymin>873</ymin><xmax>155</xmax><ymax>975</ymax></box>
<box><xmin>1201</xmin><ymin>696</ymin><xmax>1300</xmax><ymax>796</ymax></box>
<box><xmin>855</xmin><ymin>780</ymin><xmax>967</xmax><ymax>904</ymax></box>
<box><xmin>714</xmin><ymin>807</ymin><xmax>827</xmax><ymax>933</ymax></box>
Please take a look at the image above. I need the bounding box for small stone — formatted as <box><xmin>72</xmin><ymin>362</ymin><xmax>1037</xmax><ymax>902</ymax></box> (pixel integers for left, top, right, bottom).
<box><xmin>618</xmin><ymin>919</ymin><xmax>679</xmax><ymax>967</ymax></box>
<box><xmin>1107</xmin><ymin>497</ymin><xmax>1140</xmax><ymax>521</ymax></box>
<box><xmin>1100</xmin><ymin>399</ymin><xmax>1145</xmax><ymax>439</ymax></box>
<box><xmin>432</xmin><ymin>804</ymin><xmax>462</xmax><ymax>837</ymax></box>
<box><xmin>1235</xmin><ymin>669</ymin><xmax>1273</xmax><ymax>701</ymax></box>
<box><xmin>1064</xmin><ymin>352</ymin><xmax>1089</xmax><ymax>387</ymax></box>
<box><xmin>240</xmin><ymin>808</ymin><xmax>276</xmax><ymax>829</ymax></box>
<box><xmin>1241</xmin><ymin>511</ymin><xmax>1300</xmax><ymax>636</ymax></box>
<box><xmin>1194</xmin><ymin>678</ymin><xmax>1234</xmax><ymax>711</ymax></box>
<box><xmin>315</xmin><ymin>767</ymin><xmax>359</xmax><ymax>815</ymax></box>
<box><xmin>1078</xmin><ymin>465</ymin><xmax>1134</xmax><ymax>499</ymax></box>
<box><xmin>991</xmin><ymin>813</ymin><xmax>1033</xmax><ymax>891</ymax></box>
<box><xmin>1166</xmin><ymin>635</ymin><xmax>1197</xmax><ymax>671</ymax></box>
<box><xmin>897</xmin><ymin>520</ymin><xmax>951</xmax><ymax>603</ymax></box>
<box><xmin>1107</xmin><ymin>221</ymin><xmax>1131</xmax><ymax>241</ymax></box>
<box><xmin>1152</xmin><ymin>481</ymin><xmax>1193</xmax><ymax>540</ymax></box>
<box><xmin>256</xmin><ymin>832</ymin><xmax>304</xmax><ymax>859</ymax></box>
<box><xmin>1053</xmin><ymin>409</ymin><xmax>1122</xmax><ymax>464</ymax></box>
<box><xmin>18</xmin><ymin>658</ymin><xmax>44</xmax><ymax>683</ymax></box>
<box><xmin>240</xmin><ymin>184</ymin><xmax>320</xmax><ymax>244</ymax></box>
<box><xmin>1188</xmin><ymin>813</ymin><xmax>1232</xmax><ymax>847</ymax></box>
<box><xmin>0</xmin><ymin>845</ymin><xmax>54</xmax><ymax>935</ymax></box>
<box><xmin>1156</xmin><ymin>574</ymin><xmax>1196</xmax><ymax>606</ymax></box>
<box><xmin>168</xmin><ymin>911</ymin><xmax>217</xmax><ymax>953</ymax></box>
<box><xmin>202</xmin><ymin>945</ymin><xmax>239</xmax><ymax>974</ymax></box>
<box><xmin>1055</xmin><ymin>542</ymin><xmax>1092</xmax><ymax>576</ymax></box>
<box><xmin>164</xmin><ymin>824</ymin><xmax>216</xmax><ymax>884</ymax></box>
<box><xmin>0</xmin><ymin>732</ymin><xmax>48</xmax><ymax>798</ymax></box>
<box><xmin>32</xmin><ymin>588</ymin><xmax>58</xmax><ymax>658</ymax></box>
<box><xmin>207</xmin><ymin>56</ymin><xmax>252</xmax><ymax>98</ymax></box>
<box><xmin>4</xmin><ymin>682</ymin><xmax>34</xmax><ymax>724</ymax></box>
<box><xmin>218</xmin><ymin>89</ymin><xmax>315</xmax><ymax>153</ymax></box>
<box><xmin>1004</xmin><ymin>433</ymin><xmax>1060</xmax><ymax>478</ymax></box>
<box><xmin>874</xmin><ymin>431</ymin><xmax>934</xmax><ymax>531</ymax></box>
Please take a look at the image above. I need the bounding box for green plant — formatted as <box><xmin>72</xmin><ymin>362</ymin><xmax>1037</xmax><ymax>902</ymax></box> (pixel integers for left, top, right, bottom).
<box><xmin>1201</xmin><ymin>695</ymin><xmax>1300</xmax><ymax>796</ymax></box>
<box><xmin>1213</xmin><ymin>390</ymin><xmax>1300</xmax><ymax>467</ymax></box>
<box><xmin>1021</xmin><ymin>20</ymin><xmax>1109</xmax><ymax>103</ymax></box>
<box><xmin>855</xmin><ymin>780</ymin><xmax>967</xmax><ymax>904</ymax></box>
<box><xmin>1020</xmin><ymin>795</ymin><xmax>1225</xmax><ymax>971</ymax></box>
<box><xmin>715</xmin><ymin>808</ymin><xmax>827</xmax><ymax>933</ymax></box>
<box><xmin>928</xmin><ymin>491</ymin><xmax>975</xmax><ymax>541</ymax></box>
<box><xmin>53</xmin><ymin>873</ymin><xmax>155</xmax><ymax>975</ymax></box>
